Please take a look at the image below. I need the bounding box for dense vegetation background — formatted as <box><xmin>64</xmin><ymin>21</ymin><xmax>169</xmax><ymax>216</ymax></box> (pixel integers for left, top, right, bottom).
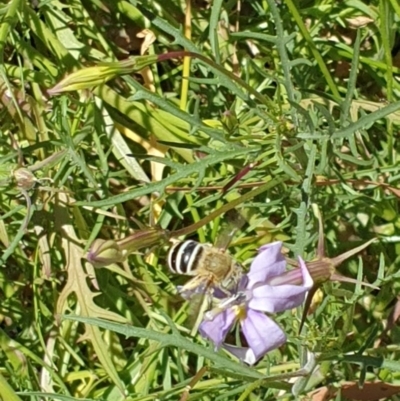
<box><xmin>1</xmin><ymin>0</ymin><xmax>400</xmax><ymax>400</ymax></box>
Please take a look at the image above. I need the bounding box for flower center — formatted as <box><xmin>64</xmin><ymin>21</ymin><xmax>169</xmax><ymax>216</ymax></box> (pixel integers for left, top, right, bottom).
<box><xmin>204</xmin><ymin>292</ymin><xmax>247</xmax><ymax>321</ymax></box>
<box><xmin>232</xmin><ymin>304</ymin><xmax>247</xmax><ymax>321</ymax></box>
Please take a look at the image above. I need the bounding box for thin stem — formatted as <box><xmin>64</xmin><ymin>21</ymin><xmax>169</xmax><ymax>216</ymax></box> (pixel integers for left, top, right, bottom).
<box><xmin>171</xmin><ymin>176</ymin><xmax>285</xmax><ymax>238</ymax></box>
<box><xmin>179</xmin><ymin>0</ymin><xmax>192</xmax><ymax>111</ymax></box>
<box><xmin>158</xmin><ymin>51</ymin><xmax>278</xmax><ymax>116</ymax></box>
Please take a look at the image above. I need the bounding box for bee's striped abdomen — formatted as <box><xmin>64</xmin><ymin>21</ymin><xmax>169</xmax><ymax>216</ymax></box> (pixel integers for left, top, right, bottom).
<box><xmin>168</xmin><ymin>240</ymin><xmax>206</xmax><ymax>275</ymax></box>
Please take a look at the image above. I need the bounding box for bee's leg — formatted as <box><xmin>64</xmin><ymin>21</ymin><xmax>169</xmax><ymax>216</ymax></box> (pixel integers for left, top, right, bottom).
<box><xmin>177</xmin><ymin>275</ymin><xmax>208</xmax><ymax>300</ymax></box>
<box><xmin>206</xmin><ymin>290</ymin><xmax>214</xmax><ymax>311</ymax></box>
<box><xmin>204</xmin><ymin>292</ymin><xmax>247</xmax><ymax>321</ymax></box>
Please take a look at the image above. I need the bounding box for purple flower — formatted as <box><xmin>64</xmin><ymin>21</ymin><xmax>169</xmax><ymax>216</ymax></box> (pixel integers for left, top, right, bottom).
<box><xmin>199</xmin><ymin>242</ymin><xmax>313</xmax><ymax>365</ymax></box>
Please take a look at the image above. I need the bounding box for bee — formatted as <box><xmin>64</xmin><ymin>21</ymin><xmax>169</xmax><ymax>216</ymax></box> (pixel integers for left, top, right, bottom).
<box><xmin>167</xmin><ymin>240</ymin><xmax>243</xmax><ymax>301</ymax></box>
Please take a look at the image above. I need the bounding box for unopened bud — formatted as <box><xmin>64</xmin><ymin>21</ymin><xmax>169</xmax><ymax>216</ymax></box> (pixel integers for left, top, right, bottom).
<box><xmin>13</xmin><ymin>168</ymin><xmax>36</xmax><ymax>191</ymax></box>
<box><xmin>87</xmin><ymin>239</ymin><xmax>126</xmax><ymax>268</ymax></box>
<box><xmin>304</xmin><ymin>258</ymin><xmax>335</xmax><ymax>285</ymax></box>
<box><xmin>48</xmin><ymin>55</ymin><xmax>158</xmax><ymax>94</ymax></box>
<box><xmin>303</xmin><ymin>238</ymin><xmax>379</xmax><ymax>289</ymax></box>
<box><xmin>221</xmin><ymin>110</ymin><xmax>238</xmax><ymax>135</ymax></box>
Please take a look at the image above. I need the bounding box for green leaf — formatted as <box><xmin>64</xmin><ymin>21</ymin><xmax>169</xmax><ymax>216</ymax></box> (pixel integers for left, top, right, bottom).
<box><xmin>332</xmin><ymin>101</ymin><xmax>400</xmax><ymax>138</ymax></box>
<box><xmin>75</xmin><ymin>147</ymin><xmax>257</xmax><ymax>208</ymax></box>
<box><xmin>64</xmin><ymin>315</ymin><xmax>268</xmax><ymax>381</ymax></box>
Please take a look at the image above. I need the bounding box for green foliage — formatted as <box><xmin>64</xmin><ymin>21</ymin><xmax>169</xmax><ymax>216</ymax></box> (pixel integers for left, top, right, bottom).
<box><xmin>0</xmin><ymin>0</ymin><xmax>400</xmax><ymax>400</ymax></box>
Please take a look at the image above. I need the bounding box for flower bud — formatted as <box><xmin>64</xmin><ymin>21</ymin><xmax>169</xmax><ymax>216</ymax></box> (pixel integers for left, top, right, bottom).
<box><xmin>303</xmin><ymin>258</ymin><xmax>336</xmax><ymax>285</ymax></box>
<box><xmin>87</xmin><ymin>239</ymin><xmax>126</xmax><ymax>268</ymax></box>
<box><xmin>296</xmin><ymin>240</ymin><xmax>379</xmax><ymax>332</ymax></box>
<box><xmin>221</xmin><ymin>110</ymin><xmax>238</xmax><ymax>135</ymax></box>
<box><xmin>13</xmin><ymin>168</ymin><xmax>36</xmax><ymax>191</ymax></box>
<box><xmin>296</xmin><ymin>238</ymin><xmax>379</xmax><ymax>289</ymax></box>
<box><xmin>48</xmin><ymin>55</ymin><xmax>158</xmax><ymax>94</ymax></box>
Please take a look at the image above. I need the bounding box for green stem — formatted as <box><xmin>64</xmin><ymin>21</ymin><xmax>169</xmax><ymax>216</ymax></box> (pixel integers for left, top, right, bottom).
<box><xmin>171</xmin><ymin>176</ymin><xmax>286</xmax><ymax>237</ymax></box>
<box><xmin>379</xmin><ymin>0</ymin><xmax>393</xmax><ymax>103</ymax></box>
<box><xmin>158</xmin><ymin>51</ymin><xmax>278</xmax><ymax>118</ymax></box>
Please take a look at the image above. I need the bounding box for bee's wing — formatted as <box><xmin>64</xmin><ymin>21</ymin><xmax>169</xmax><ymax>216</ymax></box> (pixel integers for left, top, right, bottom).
<box><xmin>215</xmin><ymin>210</ymin><xmax>246</xmax><ymax>250</ymax></box>
<box><xmin>187</xmin><ymin>292</ymin><xmax>211</xmax><ymax>335</ymax></box>
<box><xmin>177</xmin><ymin>274</ymin><xmax>211</xmax><ymax>300</ymax></box>
<box><xmin>177</xmin><ymin>275</ymin><xmax>214</xmax><ymax>335</ymax></box>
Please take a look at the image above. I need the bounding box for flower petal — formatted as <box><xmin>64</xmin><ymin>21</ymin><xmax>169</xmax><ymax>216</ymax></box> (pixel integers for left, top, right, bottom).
<box><xmin>224</xmin><ymin>310</ymin><xmax>286</xmax><ymax>365</ymax></box>
<box><xmin>223</xmin><ymin>344</ymin><xmax>254</xmax><ymax>364</ymax></box>
<box><xmin>247</xmin><ymin>242</ymin><xmax>286</xmax><ymax>287</ymax></box>
<box><xmin>249</xmin><ymin>257</ymin><xmax>313</xmax><ymax>313</ymax></box>
<box><xmin>297</xmin><ymin>256</ymin><xmax>313</xmax><ymax>288</ymax></box>
<box><xmin>250</xmin><ymin>284</ymin><xmax>307</xmax><ymax>312</ymax></box>
<box><xmin>199</xmin><ymin>309</ymin><xmax>236</xmax><ymax>348</ymax></box>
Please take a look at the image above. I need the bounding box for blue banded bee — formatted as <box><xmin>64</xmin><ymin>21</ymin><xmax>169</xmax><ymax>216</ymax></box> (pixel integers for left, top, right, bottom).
<box><xmin>167</xmin><ymin>240</ymin><xmax>243</xmax><ymax>300</ymax></box>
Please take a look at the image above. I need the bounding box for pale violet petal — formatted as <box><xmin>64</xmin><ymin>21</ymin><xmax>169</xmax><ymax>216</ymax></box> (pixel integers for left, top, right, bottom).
<box><xmin>241</xmin><ymin>310</ymin><xmax>286</xmax><ymax>362</ymax></box>
<box><xmin>224</xmin><ymin>310</ymin><xmax>286</xmax><ymax>365</ymax></box>
<box><xmin>250</xmin><ymin>283</ymin><xmax>309</xmax><ymax>312</ymax></box>
<box><xmin>297</xmin><ymin>256</ymin><xmax>314</xmax><ymax>289</ymax></box>
<box><xmin>247</xmin><ymin>242</ymin><xmax>286</xmax><ymax>287</ymax></box>
<box><xmin>199</xmin><ymin>309</ymin><xmax>236</xmax><ymax>348</ymax></box>
<box><xmin>223</xmin><ymin>344</ymin><xmax>256</xmax><ymax>365</ymax></box>
<box><xmin>249</xmin><ymin>256</ymin><xmax>313</xmax><ymax>313</ymax></box>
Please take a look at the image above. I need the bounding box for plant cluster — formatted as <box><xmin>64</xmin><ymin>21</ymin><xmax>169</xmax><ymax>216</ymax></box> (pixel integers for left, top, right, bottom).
<box><xmin>0</xmin><ymin>0</ymin><xmax>400</xmax><ymax>400</ymax></box>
